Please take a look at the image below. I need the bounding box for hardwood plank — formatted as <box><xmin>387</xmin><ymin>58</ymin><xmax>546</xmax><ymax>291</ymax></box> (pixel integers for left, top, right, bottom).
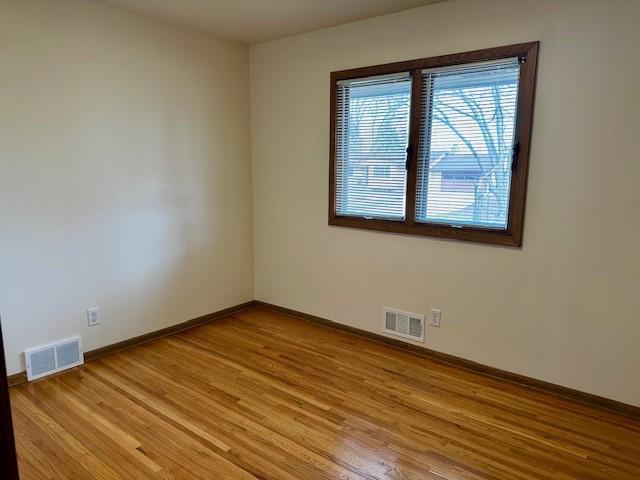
<box><xmin>10</xmin><ymin>307</ymin><xmax>640</xmax><ymax>479</ymax></box>
<box><xmin>7</xmin><ymin>301</ymin><xmax>255</xmax><ymax>388</ymax></box>
<box><xmin>254</xmin><ymin>302</ymin><xmax>640</xmax><ymax>421</ymax></box>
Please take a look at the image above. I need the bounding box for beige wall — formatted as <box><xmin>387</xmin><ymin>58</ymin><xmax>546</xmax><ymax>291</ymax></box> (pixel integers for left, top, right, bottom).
<box><xmin>0</xmin><ymin>0</ymin><xmax>254</xmax><ymax>375</ymax></box>
<box><xmin>250</xmin><ymin>0</ymin><xmax>640</xmax><ymax>406</ymax></box>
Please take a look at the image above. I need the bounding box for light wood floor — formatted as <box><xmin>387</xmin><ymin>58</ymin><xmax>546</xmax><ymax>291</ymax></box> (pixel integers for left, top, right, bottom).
<box><xmin>10</xmin><ymin>307</ymin><xmax>640</xmax><ymax>479</ymax></box>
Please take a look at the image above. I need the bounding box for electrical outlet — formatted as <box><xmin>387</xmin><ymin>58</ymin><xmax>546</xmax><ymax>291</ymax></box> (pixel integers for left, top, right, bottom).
<box><xmin>87</xmin><ymin>307</ymin><xmax>100</xmax><ymax>327</ymax></box>
<box><xmin>430</xmin><ymin>308</ymin><xmax>441</xmax><ymax>327</ymax></box>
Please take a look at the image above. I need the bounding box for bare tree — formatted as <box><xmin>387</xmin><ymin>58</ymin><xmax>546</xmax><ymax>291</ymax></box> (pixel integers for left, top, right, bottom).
<box><xmin>432</xmin><ymin>83</ymin><xmax>515</xmax><ymax>223</ymax></box>
<box><xmin>345</xmin><ymin>88</ymin><xmax>411</xmax><ymax>215</ymax></box>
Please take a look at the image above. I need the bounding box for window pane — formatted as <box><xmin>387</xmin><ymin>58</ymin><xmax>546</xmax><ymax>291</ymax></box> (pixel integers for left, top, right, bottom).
<box><xmin>416</xmin><ymin>60</ymin><xmax>521</xmax><ymax>229</ymax></box>
<box><xmin>335</xmin><ymin>75</ymin><xmax>411</xmax><ymax>219</ymax></box>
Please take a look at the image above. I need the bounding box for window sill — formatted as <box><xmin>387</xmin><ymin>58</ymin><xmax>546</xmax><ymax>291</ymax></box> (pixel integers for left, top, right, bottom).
<box><xmin>328</xmin><ymin>215</ymin><xmax>522</xmax><ymax>247</ymax></box>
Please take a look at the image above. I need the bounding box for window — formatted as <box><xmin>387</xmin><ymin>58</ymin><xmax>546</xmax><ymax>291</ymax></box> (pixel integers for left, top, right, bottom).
<box><xmin>329</xmin><ymin>43</ymin><xmax>538</xmax><ymax>246</ymax></box>
<box><xmin>335</xmin><ymin>74</ymin><xmax>411</xmax><ymax>218</ymax></box>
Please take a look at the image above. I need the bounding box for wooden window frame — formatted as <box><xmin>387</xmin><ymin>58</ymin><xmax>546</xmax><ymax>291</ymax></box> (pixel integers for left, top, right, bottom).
<box><xmin>329</xmin><ymin>42</ymin><xmax>539</xmax><ymax>247</ymax></box>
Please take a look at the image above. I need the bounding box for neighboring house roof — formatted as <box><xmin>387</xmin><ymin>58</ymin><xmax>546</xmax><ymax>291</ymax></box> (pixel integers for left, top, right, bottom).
<box><xmin>351</xmin><ymin>151</ymin><xmax>495</xmax><ymax>174</ymax></box>
<box><xmin>428</xmin><ymin>151</ymin><xmax>487</xmax><ymax>173</ymax></box>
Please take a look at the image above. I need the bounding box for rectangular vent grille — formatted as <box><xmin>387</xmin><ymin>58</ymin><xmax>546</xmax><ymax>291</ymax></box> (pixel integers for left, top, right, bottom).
<box><xmin>383</xmin><ymin>308</ymin><xmax>425</xmax><ymax>342</ymax></box>
<box><xmin>25</xmin><ymin>337</ymin><xmax>84</xmax><ymax>381</ymax></box>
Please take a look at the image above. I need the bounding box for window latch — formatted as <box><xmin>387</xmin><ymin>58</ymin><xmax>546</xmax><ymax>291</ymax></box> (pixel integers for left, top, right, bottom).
<box><xmin>405</xmin><ymin>146</ymin><xmax>413</xmax><ymax>170</ymax></box>
<box><xmin>511</xmin><ymin>141</ymin><xmax>521</xmax><ymax>171</ymax></box>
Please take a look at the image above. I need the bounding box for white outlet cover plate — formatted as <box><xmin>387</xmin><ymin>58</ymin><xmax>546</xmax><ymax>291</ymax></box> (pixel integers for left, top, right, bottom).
<box><xmin>87</xmin><ymin>307</ymin><xmax>100</xmax><ymax>327</ymax></box>
<box><xmin>430</xmin><ymin>308</ymin><xmax>441</xmax><ymax>327</ymax></box>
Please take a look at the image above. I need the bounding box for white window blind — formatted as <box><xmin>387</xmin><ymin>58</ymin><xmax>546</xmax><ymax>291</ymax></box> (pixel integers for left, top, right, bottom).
<box><xmin>416</xmin><ymin>58</ymin><xmax>521</xmax><ymax>229</ymax></box>
<box><xmin>335</xmin><ymin>73</ymin><xmax>412</xmax><ymax>219</ymax></box>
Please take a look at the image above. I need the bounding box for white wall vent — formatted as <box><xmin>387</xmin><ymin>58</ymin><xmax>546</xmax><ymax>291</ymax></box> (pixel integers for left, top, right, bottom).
<box><xmin>383</xmin><ymin>308</ymin><xmax>425</xmax><ymax>342</ymax></box>
<box><xmin>25</xmin><ymin>336</ymin><xmax>84</xmax><ymax>381</ymax></box>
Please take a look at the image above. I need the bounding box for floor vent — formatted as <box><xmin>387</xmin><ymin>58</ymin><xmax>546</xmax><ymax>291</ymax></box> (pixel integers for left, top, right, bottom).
<box><xmin>383</xmin><ymin>308</ymin><xmax>425</xmax><ymax>342</ymax></box>
<box><xmin>25</xmin><ymin>337</ymin><xmax>84</xmax><ymax>381</ymax></box>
